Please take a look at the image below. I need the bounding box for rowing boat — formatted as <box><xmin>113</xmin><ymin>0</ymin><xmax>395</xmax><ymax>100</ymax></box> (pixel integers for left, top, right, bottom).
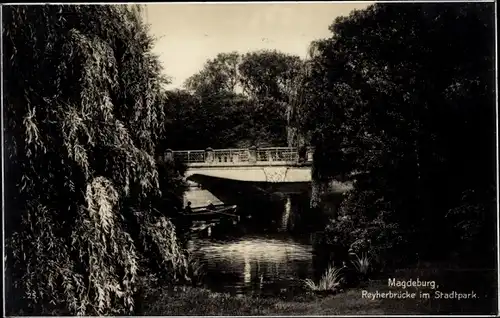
<box><xmin>180</xmin><ymin>204</ymin><xmax>239</xmax><ymax>221</ymax></box>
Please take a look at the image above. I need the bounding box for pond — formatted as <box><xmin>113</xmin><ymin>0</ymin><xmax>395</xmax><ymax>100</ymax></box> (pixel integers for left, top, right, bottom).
<box><xmin>188</xmin><ymin>234</ymin><xmax>316</xmax><ymax>296</ymax></box>
<box><xmin>186</xmin><ymin>193</ymin><xmax>329</xmax><ymax>296</ymax></box>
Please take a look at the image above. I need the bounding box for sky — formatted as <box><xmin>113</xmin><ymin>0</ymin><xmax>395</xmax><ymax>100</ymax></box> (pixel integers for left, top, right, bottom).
<box><xmin>144</xmin><ymin>3</ymin><xmax>371</xmax><ymax>89</ymax></box>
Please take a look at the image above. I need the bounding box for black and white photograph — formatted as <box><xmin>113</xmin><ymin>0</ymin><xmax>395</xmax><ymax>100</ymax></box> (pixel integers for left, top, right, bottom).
<box><xmin>2</xmin><ymin>1</ymin><xmax>498</xmax><ymax>316</ymax></box>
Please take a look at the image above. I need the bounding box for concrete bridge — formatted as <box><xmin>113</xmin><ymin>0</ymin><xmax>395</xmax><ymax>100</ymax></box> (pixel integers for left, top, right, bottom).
<box><xmin>167</xmin><ymin>146</ymin><xmax>313</xmax><ymax>182</ymax></box>
<box><xmin>164</xmin><ymin>147</ymin><xmax>314</xmax><ymax>208</ymax></box>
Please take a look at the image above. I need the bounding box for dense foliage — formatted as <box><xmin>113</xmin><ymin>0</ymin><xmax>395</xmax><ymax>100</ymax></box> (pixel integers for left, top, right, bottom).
<box><xmin>4</xmin><ymin>5</ymin><xmax>189</xmax><ymax>315</ymax></box>
<box><xmin>161</xmin><ymin>50</ymin><xmax>307</xmax><ymax>150</ymax></box>
<box><xmin>304</xmin><ymin>3</ymin><xmax>496</xmax><ymax>267</ymax></box>
<box><xmin>161</xmin><ymin>88</ymin><xmax>254</xmax><ymax>149</ymax></box>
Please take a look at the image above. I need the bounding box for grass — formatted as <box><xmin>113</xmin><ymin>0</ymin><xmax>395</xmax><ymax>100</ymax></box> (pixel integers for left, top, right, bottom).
<box><xmin>140</xmin><ymin>285</ymin><xmax>391</xmax><ymax>315</ymax></box>
<box><xmin>139</xmin><ymin>265</ymin><xmax>497</xmax><ymax>316</ymax></box>
<box><xmin>303</xmin><ymin>263</ymin><xmax>345</xmax><ymax>292</ymax></box>
<box><xmin>351</xmin><ymin>252</ymin><xmax>371</xmax><ymax>276</ymax></box>
<box><xmin>139</xmin><ymin>282</ymin><xmax>433</xmax><ymax>315</ymax></box>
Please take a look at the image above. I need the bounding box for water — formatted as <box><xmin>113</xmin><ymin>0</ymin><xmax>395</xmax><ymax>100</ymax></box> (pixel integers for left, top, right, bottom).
<box><xmin>188</xmin><ymin>234</ymin><xmax>315</xmax><ymax>296</ymax></box>
<box><xmin>186</xmin><ymin>193</ymin><xmax>325</xmax><ymax>296</ymax></box>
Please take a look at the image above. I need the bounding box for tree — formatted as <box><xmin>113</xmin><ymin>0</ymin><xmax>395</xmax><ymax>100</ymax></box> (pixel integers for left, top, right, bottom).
<box><xmin>4</xmin><ymin>5</ymin><xmax>188</xmax><ymax>315</ymax></box>
<box><xmin>160</xmin><ymin>88</ymin><xmax>254</xmax><ymax>149</ymax></box>
<box><xmin>239</xmin><ymin>50</ymin><xmax>305</xmax><ymax>147</ymax></box>
<box><xmin>239</xmin><ymin>50</ymin><xmax>302</xmax><ymax>101</ymax></box>
<box><xmin>306</xmin><ymin>3</ymin><xmax>495</xmax><ymax>265</ymax></box>
<box><xmin>181</xmin><ymin>50</ymin><xmax>305</xmax><ymax>148</ymax></box>
<box><xmin>184</xmin><ymin>52</ymin><xmax>242</xmax><ymax>96</ymax></box>
<box><xmin>161</xmin><ymin>89</ymin><xmax>205</xmax><ymax>150</ymax></box>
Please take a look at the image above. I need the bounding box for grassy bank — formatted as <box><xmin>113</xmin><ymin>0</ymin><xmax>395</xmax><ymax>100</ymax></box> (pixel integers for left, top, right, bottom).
<box><xmin>140</xmin><ymin>284</ymin><xmax>395</xmax><ymax>316</ymax></box>
<box><xmin>139</xmin><ymin>266</ymin><xmax>496</xmax><ymax>315</ymax></box>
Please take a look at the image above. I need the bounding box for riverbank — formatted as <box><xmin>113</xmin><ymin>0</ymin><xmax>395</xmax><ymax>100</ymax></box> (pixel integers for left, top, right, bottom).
<box><xmin>140</xmin><ymin>283</ymin><xmax>401</xmax><ymax>316</ymax></box>
<box><xmin>139</xmin><ymin>267</ymin><xmax>496</xmax><ymax>315</ymax></box>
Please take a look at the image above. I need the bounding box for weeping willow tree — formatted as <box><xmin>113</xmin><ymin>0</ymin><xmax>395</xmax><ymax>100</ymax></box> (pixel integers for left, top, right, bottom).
<box><xmin>286</xmin><ymin>41</ymin><xmax>320</xmax><ymax>149</ymax></box>
<box><xmin>285</xmin><ymin>41</ymin><xmax>328</xmax><ymax>208</ymax></box>
<box><xmin>4</xmin><ymin>5</ymin><xmax>189</xmax><ymax>315</ymax></box>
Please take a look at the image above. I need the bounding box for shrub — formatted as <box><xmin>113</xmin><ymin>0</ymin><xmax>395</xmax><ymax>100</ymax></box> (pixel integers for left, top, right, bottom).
<box><xmin>323</xmin><ymin>189</ymin><xmax>406</xmax><ymax>272</ymax></box>
<box><xmin>445</xmin><ymin>188</ymin><xmax>497</xmax><ymax>266</ymax></box>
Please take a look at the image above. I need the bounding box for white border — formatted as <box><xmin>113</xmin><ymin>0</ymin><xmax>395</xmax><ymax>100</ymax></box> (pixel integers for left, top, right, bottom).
<box><xmin>0</xmin><ymin>1</ymin><xmax>498</xmax><ymax>317</ymax></box>
<box><xmin>1</xmin><ymin>4</ymin><xmax>5</xmax><ymax>317</ymax></box>
<box><xmin>0</xmin><ymin>1</ymin><xmax>497</xmax><ymax>4</ymax></box>
<box><xmin>495</xmin><ymin>0</ymin><xmax>499</xmax><ymax>315</ymax></box>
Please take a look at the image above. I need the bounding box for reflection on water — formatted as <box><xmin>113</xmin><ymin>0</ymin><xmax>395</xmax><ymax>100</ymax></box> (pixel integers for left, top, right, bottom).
<box><xmin>188</xmin><ymin>235</ymin><xmax>315</xmax><ymax>295</ymax></box>
<box><xmin>281</xmin><ymin>196</ymin><xmax>291</xmax><ymax>231</ymax></box>
<box><xmin>183</xmin><ymin>192</ymin><xmax>328</xmax><ymax>296</ymax></box>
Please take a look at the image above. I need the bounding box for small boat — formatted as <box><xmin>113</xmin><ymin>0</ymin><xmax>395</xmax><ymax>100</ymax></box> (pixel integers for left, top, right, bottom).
<box><xmin>181</xmin><ymin>204</ymin><xmax>239</xmax><ymax>222</ymax></box>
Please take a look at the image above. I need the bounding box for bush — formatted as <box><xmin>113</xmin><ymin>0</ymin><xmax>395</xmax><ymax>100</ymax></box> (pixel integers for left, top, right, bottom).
<box><xmin>323</xmin><ymin>188</ymin><xmax>407</xmax><ymax>272</ymax></box>
<box><xmin>445</xmin><ymin>188</ymin><xmax>497</xmax><ymax>266</ymax></box>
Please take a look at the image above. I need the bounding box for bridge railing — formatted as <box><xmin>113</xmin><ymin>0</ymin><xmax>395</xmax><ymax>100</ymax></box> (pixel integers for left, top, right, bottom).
<box><xmin>173</xmin><ymin>150</ymin><xmax>206</xmax><ymax>163</ymax></box>
<box><xmin>211</xmin><ymin>148</ymin><xmax>250</xmax><ymax>164</ymax></box>
<box><xmin>168</xmin><ymin>147</ymin><xmax>313</xmax><ymax>166</ymax></box>
<box><xmin>256</xmin><ymin>147</ymin><xmax>298</xmax><ymax>162</ymax></box>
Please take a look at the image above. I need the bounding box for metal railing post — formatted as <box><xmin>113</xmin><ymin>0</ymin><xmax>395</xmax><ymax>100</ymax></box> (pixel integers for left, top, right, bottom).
<box><xmin>205</xmin><ymin>147</ymin><xmax>214</xmax><ymax>163</ymax></box>
<box><xmin>307</xmin><ymin>147</ymin><xmax>314</xmax><ymax>162</ymax></box>
<box><xmin>248</xmin><ymin>146</ymin><xmax>257</xmax><ymax>164</ymax></box>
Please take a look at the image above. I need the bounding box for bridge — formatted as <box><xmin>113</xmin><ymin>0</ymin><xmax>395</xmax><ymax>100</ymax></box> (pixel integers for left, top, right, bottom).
<box><xmin>163</xmin><ymin>147</ymin><xmax>314</xmax><ymax>208</ymax></box>
<box><xmin>167</xmin><ymin>146</ymin><xmax>314</xmax><ymax>183</ymax></box>
<box><xmin>165</xmin><ymin>146</ymin><xmax>352</xmax><ymax>221</ymax></box>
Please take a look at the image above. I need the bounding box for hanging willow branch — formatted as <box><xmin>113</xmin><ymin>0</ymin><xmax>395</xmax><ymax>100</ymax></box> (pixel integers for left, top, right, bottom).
<box><xmin>4</xmin><ymin>5</ymin><xmax>187</xmax><ymax>315</ymax></box>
